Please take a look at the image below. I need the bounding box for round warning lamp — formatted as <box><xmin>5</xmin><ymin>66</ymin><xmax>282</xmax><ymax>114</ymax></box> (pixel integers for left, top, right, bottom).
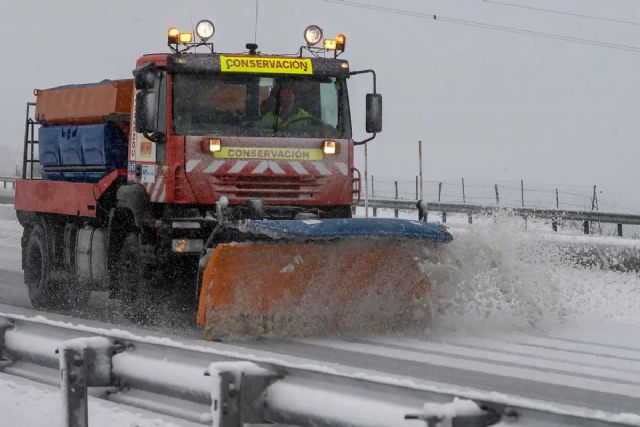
<box><xmin>304</xmin><ymin>25</ymin><xmax>323</xmax><ymax>46</ymax></box>
<box><xmin>196</xmin><ymin>19</ymin><xmax>215</xmax><ymax>42</ymax></box>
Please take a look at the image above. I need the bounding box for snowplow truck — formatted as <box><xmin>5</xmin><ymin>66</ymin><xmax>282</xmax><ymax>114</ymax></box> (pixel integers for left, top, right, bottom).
<box><xmin>15</xmin><ymin>22</ymin><xmax>452</xmax><ymax>337</ymax></box>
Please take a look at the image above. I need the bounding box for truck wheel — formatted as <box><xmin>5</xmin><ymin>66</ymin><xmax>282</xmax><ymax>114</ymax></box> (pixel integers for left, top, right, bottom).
<box><xmin>117</xmin><ymin>233</ymin><xmax>157</xmax><ymax>323</ymax></box>
<box><xmin>24</xmin><ymin>224</ymin><xmax>63</xmax><ymax>309</ymax></box>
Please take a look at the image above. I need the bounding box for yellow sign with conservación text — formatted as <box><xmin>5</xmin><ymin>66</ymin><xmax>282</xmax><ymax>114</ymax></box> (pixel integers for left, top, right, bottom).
<box><xmin>215</xmin><ymin>147</ymin><xmax>323</xmax><ymax>161</ymax></box>
<box><xmin>220</xmin><ymin>56</ymin><xmax>313</xmax><ymax>75</ymax></box>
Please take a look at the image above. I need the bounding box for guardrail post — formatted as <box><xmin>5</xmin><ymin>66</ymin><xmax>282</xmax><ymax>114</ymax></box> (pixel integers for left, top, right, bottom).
<box><xmin>0</xmin><ymin>318</ymin><xmax>14</xmax><ymax>369</ymax></box>
<box><xmin>208</xmin><ymin>361</ymin><xmax>279</xmax><ymax>427</ymax></box>
<box><xmin>58</xmin><ymin>337</ymin><xmax>115</xmax><ymax>427</ymax></box>
<box><xmin>417</xmin><ymin>200</ymin><xmax>427</xmax><ymax>222</ymax></box>
<box><xmin>583</xmin><ymin>220</ymin><xmax>590</xmax><ymax>235</ymax></box>
<box><xmin>617</xmin><ymin>224</ymin><xmax>623</xmax><ymax>237</ymax></box>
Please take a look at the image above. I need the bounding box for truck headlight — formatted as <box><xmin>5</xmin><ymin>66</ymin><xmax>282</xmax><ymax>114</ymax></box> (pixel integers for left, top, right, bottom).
<box><xmin>203</xmin><ymin>138</ymin><xmax>222</xmax><ymax>154</ymax></box>
<box><xmin>323</xmin><ymin>39</ymin><xmax>337</xmax><ymax>50</ymax></box>
<box><xmin>304</xmin><ymin>25</ymin><xmax>323</xmax><ymax>46</ymax></box>
<box><xmin>323</xmin><ymin>140</ymin><xmax>337</xmax><ymax>155</ymax></box>
<box><xmin>172</xmin><ymin>239</ymin><xmax>204</xmax><ymax>254</ymax></box>
<box><xmin>196</xmin><ymin>19</ymin><xmax>215</xmax><ymax>42</ymax></box>
<box><xmin>179</xmin><ymin>33</ymin><xmax>193</xmax><ymax>44</ymax></box>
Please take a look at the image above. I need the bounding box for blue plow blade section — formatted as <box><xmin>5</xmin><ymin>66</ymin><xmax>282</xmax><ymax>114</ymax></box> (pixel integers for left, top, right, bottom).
<box><xmin>236</xmin><ymin>218</ymin><xmax>454</xmax><ymax>243</ymax></box>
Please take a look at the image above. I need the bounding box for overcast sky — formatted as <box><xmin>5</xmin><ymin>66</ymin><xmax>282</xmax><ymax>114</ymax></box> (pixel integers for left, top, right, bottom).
<box><xmin>1</xmin><ymin>0</ymin><xmax>638</xmax><ymax>210</ymax></box>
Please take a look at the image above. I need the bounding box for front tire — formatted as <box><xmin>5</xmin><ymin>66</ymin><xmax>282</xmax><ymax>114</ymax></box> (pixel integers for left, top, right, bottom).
<box><xmin>117</xmin><ymin>233</ymin><xmax>158</xmax><ymax>323</ymax></box>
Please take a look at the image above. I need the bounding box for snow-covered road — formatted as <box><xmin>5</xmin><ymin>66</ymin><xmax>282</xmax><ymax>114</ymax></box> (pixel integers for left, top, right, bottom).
<box><xmin>2</xmin><ymin>203</ymin><xmax>640</xmax><ymax>423</ymax></box>
<box><xmin>0</xmin><ymin>372</ymin><xmax>202</xmax><ymax>427</ymax></box>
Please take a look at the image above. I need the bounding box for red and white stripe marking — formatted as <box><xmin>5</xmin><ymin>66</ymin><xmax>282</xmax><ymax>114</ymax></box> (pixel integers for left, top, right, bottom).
<box><xmin>142</xmin><ymin>166</ymin><xmax>168</xmax><ymax>203</ymax></box>
<box><xmin>185</xmin><ymin>159</ymin><xmax>349</xmax><ymax>176</ymax></box>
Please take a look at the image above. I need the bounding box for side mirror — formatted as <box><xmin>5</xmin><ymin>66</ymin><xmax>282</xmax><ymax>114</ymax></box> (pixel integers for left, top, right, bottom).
<box><xmin>365</xmin><ymin>93</ymin><xmax>382</xmax><ymax>134</ymax></box>
<box><xmin>350</xmin><ymin>69</ymin><xmax>381</xmax><ymax>145</ymax></box>
<box><xmin>134</xmin><ymin>64</ymin><xmax>158</xmax><ymax>91</ymax></box>
<box><xmin>133</xmin><ymin>64</ymin><xmax>163</xmax><ymax>140</ymax></box>
<box><xmin>135</xmin><ymin>91</ymin><xmax>158</xmax><ymax>134</ymax></box>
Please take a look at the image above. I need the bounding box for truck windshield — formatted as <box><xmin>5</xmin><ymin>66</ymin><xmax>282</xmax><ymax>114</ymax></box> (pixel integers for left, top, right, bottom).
<box><xmin>173</xmin><ymin>74</ymin><xmax>351</xmax><ymax>138</ymax></box>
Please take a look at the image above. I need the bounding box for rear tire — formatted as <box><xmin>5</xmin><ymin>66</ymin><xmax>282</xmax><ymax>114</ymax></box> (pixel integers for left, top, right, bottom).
<box><xmin>24</xmin><ymin>224</ymin><xmax>91</xmax><ymax>311</ymax></box>
<box><xmin>25</xmin><ymin>224</ymin><xmax>62</xmax><ymax>310</ymax></box>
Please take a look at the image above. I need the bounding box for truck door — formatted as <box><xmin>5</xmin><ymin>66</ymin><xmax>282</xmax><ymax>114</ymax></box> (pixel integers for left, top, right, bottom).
<box><xmin>129</xmin><ymin>70</ymin><xmax>168</xmax><ymax>202</ymax></box>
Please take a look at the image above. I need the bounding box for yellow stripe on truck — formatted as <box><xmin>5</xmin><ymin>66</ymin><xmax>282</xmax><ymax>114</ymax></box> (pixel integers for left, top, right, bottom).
<box><xmin>215</xmin><ymin>147</ymin><xmax>323</xmax><ymax>161</ymax></box>
<box><xmin>220</xmin><ymin>56</ymin><xmax>313</xmax><ymax>75</ymax></box>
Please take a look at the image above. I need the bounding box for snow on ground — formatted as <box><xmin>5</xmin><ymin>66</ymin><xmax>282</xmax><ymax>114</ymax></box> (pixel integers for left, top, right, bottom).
<box><xmin>0</xmin><ymin>373</ymin><xmax>196</xmax><ymax>427</ymax></box>
<box><xmin>3</xmin><ymin>203</ymin><xmax>640</xmax><ymax>422</ymax></box>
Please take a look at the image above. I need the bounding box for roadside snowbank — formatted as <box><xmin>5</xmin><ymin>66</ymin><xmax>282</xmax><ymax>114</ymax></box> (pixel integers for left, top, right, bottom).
<box><xmin>428</xmin><ymin>217</ymin><xmax>640</xmax><ymax>336</ymax></box>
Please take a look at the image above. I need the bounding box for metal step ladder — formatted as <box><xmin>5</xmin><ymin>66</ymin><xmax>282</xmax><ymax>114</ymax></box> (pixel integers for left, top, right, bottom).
<box><xmin>22</xmin><ymin>102</ymin><xmax>41</xmax><ymax>180</ymax></box>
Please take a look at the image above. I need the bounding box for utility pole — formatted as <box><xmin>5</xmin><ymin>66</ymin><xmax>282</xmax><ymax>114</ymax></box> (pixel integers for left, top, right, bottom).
<box><xmin>418</xmin><ymin>140</ymin><xmax>424</xmax><ymax>200</ymax></box>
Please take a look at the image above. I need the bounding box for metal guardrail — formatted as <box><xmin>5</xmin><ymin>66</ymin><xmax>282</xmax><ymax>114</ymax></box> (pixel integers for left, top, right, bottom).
<box><xmin>0</xmin><ymin>312</ymin><xmax>636</xmax><ymax>427</ymax></box>
<box><xmin>0</xmin><ymin>176</ymin><xmax>16</xmax><ymax>190</ymax></box>
<box><xmin>359</xmin><ymin>199</ymin><xmax>640</xmax><ymax>236</ymax></box>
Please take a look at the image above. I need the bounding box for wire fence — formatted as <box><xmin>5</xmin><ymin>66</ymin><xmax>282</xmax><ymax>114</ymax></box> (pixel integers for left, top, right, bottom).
<box><xmin>367</xmin><ymin>176</ymin><xmax>640</xmax><ymax>215</ymax></box>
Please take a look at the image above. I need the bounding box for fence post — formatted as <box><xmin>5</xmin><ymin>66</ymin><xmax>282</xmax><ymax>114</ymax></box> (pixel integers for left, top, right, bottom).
<box><xmin>494</xmin><ymin>184</ymin><xmax>500</xmax><ymax>205</ymax></box>
<box><xmin>618</xmin><ymin>224</ymin><xmax>623</xmax><ymax>237</ymax></box>
<box><xmin>583</xmin><ymin>221</ymin><xmax>589</xmax><ymax>235</ymax></box>
<box><xmin>462</xmin><ymin>177</ymin><xmax>466</xmax><ymax>204</ymax></box>
<box><xmin>521</xmin><ymin>179</ymin><xmax>524</xmax><ymax>207</ymax></box>
<box><xmin>438</xmin><ymin>182</ymin><xmax>442</xmax><ymax>202</ymax></box>
<box><xmin>556</xmin><ymin>188</ymin><xmax>559</xmax><ymax>209</ymax></box>
<box><xmin>371</xmin><ymin>175</ymin><xmax>377</xmax><ymax>217</ymax></box>
<box><xmin>442</xmin><ymin>211</ymin><xmax>447</xmax><ymax>223</ymax></box>
<box><xmin>394</xmin><ymin>181</ymin><xmax>399</xmax><ymax>218</ymax></box>
<box><xmin>415</xmin><ymin>176</ymin><xmax>419</xmax><ymax>200</ymax></box>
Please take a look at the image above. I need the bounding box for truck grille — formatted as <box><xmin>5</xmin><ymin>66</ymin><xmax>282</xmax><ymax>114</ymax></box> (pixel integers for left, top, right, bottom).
<box><xmin>217</xmin><ymin>176</ymin><xmax>325</xmax><ymax>200</ymax></box>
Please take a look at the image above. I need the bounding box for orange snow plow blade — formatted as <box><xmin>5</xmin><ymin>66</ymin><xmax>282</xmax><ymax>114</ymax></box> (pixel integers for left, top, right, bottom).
<box><xmin>196</xmin><ymin>239</ymin><xmax>436</xmax><ymax>338</ymax></box>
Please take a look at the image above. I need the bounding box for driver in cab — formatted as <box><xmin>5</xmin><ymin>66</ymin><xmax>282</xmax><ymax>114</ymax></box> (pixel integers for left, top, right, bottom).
<box><xmin>262</xmin><ymin>85</ymin><xmax>314</xmax><ymax>130</ymax></box>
